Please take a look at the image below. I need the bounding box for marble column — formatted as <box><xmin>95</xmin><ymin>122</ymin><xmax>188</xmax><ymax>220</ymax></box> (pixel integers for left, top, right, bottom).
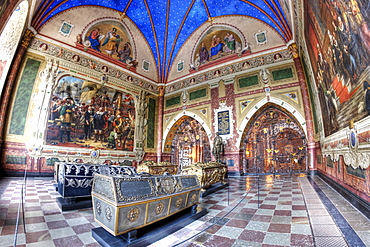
<box><xmin>0</xmin><ymin>29</ymin><xmax>34</xmax><ymax>145</ymax></box>
<box><xmin>289</xmin><ymin>43</ymin><xmax>317</xmax><ymax>173</ymax></box>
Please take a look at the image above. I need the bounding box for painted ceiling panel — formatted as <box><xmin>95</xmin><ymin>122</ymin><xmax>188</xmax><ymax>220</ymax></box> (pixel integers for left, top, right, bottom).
<box><xmin>35</xmin><ymin>0</ymin><xmax>291</xmax><ymax>82</ymax></box>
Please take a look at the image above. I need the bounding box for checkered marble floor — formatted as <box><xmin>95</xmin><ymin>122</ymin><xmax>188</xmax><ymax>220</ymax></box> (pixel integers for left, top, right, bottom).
<box><xmin>0</xmin><ymin>174</ymin><xmax>369</xmax><ymax>247</ymax></box>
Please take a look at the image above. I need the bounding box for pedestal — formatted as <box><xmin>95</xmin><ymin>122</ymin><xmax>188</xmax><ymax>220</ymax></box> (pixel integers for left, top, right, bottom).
<box><xmin>92</xmin><ymin>206</ymin><xmax>207</xmax><ymax>247</ymax></box>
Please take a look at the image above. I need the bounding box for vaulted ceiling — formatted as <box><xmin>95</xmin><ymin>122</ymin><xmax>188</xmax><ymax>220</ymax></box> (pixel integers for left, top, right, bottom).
<box><xmin>32</xmin><ymin>0</ymin><xmax>292</xmax><ymax>82</ymax></box>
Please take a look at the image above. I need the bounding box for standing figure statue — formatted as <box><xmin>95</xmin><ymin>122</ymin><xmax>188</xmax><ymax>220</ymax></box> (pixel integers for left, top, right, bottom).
<box><xmin>212</xmin><ymin>132</ymin><xmax>224</xmax><ymax>161</ymax></box>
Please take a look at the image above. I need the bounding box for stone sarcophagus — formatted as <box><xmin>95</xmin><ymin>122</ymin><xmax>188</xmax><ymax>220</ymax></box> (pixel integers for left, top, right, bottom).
<box><xmin>136</xmin><ymin>161</ymin><xmax>178</xmax><ymax>175</ymax></box>
<box><xmin>57</xmin><ymin>162</ymin><xmax>136</xmax><ymax>198</ymax></box>
<box><xmin>92</xmin><ymin>173</ymin><xmax>201</xmax><ymax>236</ymax></box>
<box><xmin>181</xmin><ymin>162</ymin><xmax>227</xmax><ymax>190</ymax></box>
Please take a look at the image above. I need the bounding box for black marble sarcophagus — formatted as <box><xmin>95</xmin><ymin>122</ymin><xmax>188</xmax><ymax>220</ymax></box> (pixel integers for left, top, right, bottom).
<box><xmin>57</xmin><ymin>162</ymin><xmax>136</xmax><ymax>198</ymax></box>
<box><xmin>92</xmin><ymin>173</ymin><xmax>201</xmax><ymax>236</ymax></box>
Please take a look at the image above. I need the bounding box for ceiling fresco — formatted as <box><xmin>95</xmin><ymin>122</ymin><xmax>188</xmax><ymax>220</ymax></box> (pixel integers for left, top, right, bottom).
<box><xmin>32</xmin><ymin>0</ymin><xmax>292</xmax><ymax>82</ymax></box>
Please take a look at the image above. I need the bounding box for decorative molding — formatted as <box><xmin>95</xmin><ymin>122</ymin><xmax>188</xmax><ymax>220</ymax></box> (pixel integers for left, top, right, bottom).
<box><xmin>29</xmin><ymin>37</ymin><xmax>158</xmax><ymax>94</ymax></box>
<box><xmin>166</xmin><ymin>48</ymin><xmax>292</xmax><ymax>95</ymax></box>
<box><xmin>322</xmin><ymin>118</ymin><xmax>370</xmax><ymax>169</ymax></box>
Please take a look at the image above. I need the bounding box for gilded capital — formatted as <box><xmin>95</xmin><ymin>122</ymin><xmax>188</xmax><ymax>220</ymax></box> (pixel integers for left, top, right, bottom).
<box><xmin>21</xmin><ymin>29</ymin><xmax>35</xmax><ymax>48</ymax></box>
<box><xmin>288</xmin><ymin>43</ymin><xmax>299</xmax><ymax>59</ymax></box>
<box><xmin>158</xmin><ymin>86</ymin><xmax>165</xmax><ymax>96</ymax></box>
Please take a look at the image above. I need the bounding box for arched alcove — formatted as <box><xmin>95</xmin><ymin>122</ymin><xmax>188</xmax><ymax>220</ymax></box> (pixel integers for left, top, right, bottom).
<box><xmin>164</xmin><ymin>116</ymin><xmax>211</xmax><ymax>170</ymax></box>
<box><xmin>240</xmin><ymin>103</ymin><xmax>307</xmax><ymax>174</ymax></box>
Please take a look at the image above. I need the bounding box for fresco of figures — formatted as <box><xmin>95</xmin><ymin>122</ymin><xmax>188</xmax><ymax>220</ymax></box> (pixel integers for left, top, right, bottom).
<box><xmin>81</xmin><ymin>22</ymin><xmax>136</xmax><ymax>66</ymax></box>
<box><xmin>193</xmin><ymin>30</ymin><xmax>246</xmax><ymax>67</ymax></box>
<box><xmin>305</xmin><ymin>0</ymin><xmax>370</xmax><ymax>136</ymax></box>
<box><xmin>46</xmin><ymin>76</ymin><xmax>135</xmax><ymax>151</ymax></box>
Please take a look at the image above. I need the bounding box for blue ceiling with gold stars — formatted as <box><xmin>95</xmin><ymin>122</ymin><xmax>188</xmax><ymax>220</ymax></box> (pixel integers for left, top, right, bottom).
<box><xmin>33</xmin><ymin>0</ymin><xmax>291</xmax><ymax>82</ymax></box>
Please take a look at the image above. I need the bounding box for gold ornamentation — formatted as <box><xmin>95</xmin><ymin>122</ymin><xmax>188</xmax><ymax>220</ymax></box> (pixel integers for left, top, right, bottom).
<box><xmin>175</xmin><ymin>197</ymin><xmax>183</xmax><ymax>208</ymax></box>
<box><xmin>158</xmin><ymin>177</ymin><xmax>175</xmax><ymax>194</ymax></box>
<box><xmin>181</xmin><ymin>162</ymin><xmax>227</xmax><ymax>189</ymax></box>
<box><xmin>190</xmin><ymin>194</ymin><xmax>197</xmax><ymax>203</ymax></box>
<box><xmin>137</xmin><ymin>161</ymin><xmax>178</xmax><ymax>175</ymax></box>
<box><xmin>127</xmin><ymin>207</ymin><xmax>140</xmax><ymax>222</ymax></box>
<box><xmin>21</xmin><ymin>29</ymin><xmax>35</xmax><ymax>48</ymax></box>
<box><xmin>289</xmin><ymin>43</ymin><xmax>299</xmax><ymax>59</ymax></box>
<box><xmin>155</xmin><ymin>202</ymin><xmax>165</xmax><ymax>214</ymax></box>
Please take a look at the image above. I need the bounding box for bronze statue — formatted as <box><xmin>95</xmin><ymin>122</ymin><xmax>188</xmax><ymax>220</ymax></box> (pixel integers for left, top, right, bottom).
<box><xmin>212</xmin><ymin>132</ymin><xmax>223</xmax><ymax>161</ymax></box>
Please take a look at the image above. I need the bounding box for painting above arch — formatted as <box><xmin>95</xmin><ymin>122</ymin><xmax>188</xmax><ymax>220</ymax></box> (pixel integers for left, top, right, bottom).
<box><xmin>81</xmin><ymin>21</ymin><xmax>135</xmax><ymax>65</ymax></box>
<box><xmin>193</xmin><ymin>28</ymin><xmax>249</xmax><ymax>67</ymax></box>
<box><xmin>46</xmin><ymin>76</ymin><xmax>136</xmax><ymax>152</ymax></box>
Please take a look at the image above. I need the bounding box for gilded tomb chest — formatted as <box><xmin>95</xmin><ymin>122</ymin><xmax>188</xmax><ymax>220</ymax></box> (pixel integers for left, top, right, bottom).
<box><xmin>136</xmin><ymin>161</ymin><xmax>178</xmax><ymax>175</ymax></box>
<box><xmin>181</xmin><ymin>162</ymin><xmax>227</xmax><ymax>190</ymax></box>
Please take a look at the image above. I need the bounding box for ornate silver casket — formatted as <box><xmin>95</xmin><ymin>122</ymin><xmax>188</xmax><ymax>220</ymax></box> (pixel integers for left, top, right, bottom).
<box><xmin>92</xmin><ymin>173</ymin><xmax>201</xmax><ymax>236</ymax></box>
<box><xmin>57</xmin><ymin>162</ymin><xmax>136</xmax><ymax>198</ymax></box>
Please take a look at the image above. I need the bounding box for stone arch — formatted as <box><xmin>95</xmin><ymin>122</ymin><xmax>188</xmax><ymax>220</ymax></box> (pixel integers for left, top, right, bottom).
<box><xmin>239</xmin><ymin>102</ymin><xmax>307</xmax><ymax>174</ymax></box>
<box><xmin>163</xmin><ymin>111</ymin><xmax>212</xmax><ymax>168</ymax></box>
<box><xmin>237</xmin><ymin>96</ymin><xmax>307</xmax><ymax>148</ymax></box>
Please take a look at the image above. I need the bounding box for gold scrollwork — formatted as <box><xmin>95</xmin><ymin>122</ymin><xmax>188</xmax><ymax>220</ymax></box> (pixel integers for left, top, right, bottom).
<box><xmin>190</xmin><ymin>193</ymin><xmax>197</xmax><ymax>203</ymax></box>
<box><xmin>127</xmin><ymin>207</ymin><xmax>140</xmax><ymax>222</ymax></box>
<box><xmin>175</xmin><ymin>197</ymin><xmax>183</xmax><ymax>208</ymax></box>
<box><xmin>155</xmin><ymin>202</ymin><xmax>165</xmax><ymax>215</ymax></box>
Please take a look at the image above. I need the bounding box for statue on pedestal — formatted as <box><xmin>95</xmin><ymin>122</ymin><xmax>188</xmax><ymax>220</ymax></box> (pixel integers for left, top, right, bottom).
<box><xmin>212</xmin><ymin>132</ymin><xmax>223</xmax><ymax>161</ymax></box>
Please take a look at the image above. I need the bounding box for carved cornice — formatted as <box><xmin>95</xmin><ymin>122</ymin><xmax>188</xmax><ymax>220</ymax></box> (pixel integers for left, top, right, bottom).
<box><xmin>322</xmin><ymin>118</ymin><xmax>370</xmax><ymax>169</ymax></box>
<box><xmin>28</xmin><ymin>37</ymin><xmax>158</xmax><ymax>94</ymax></box>
<box><xmin>166</xmin><ymin>48</ymin><xmax>293</xmax><ymax>95</ymax></box>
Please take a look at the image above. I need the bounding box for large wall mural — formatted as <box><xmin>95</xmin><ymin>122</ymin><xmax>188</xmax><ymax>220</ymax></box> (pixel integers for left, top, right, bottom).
<box><xmin>305</xmin><ymin>0</ymin><xmax>370</xmax><ymax>136</ymax></box>
<box><xmin>46</xmin><ymin>76</ymin><xmax>135</xmax><ymax>151</ymax></box>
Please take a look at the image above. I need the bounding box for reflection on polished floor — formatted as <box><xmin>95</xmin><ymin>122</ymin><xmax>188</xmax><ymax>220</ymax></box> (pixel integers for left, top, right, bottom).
<box><xmin>0</xmin><ymin>174</ymin><xmax>369</xmax><ymax>247</ymax></box>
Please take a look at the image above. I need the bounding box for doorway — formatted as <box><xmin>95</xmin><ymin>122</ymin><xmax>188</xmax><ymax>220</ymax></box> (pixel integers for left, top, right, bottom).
<box><xmin>166</xmin><ymin>116</ymin><xmax>211</xmax><ymax>170</ymax></box>
<box><xmin>241</xmin><ymin>104</ymin><xmax>307</xmax><ymax>175</ymax></box>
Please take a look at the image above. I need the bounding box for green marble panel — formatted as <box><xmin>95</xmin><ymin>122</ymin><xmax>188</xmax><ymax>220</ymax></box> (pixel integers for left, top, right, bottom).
<box><xmin>189</xmin><ymin>88</ymin><xmax>206</xmax><ymax>100</ymax></box>
<box><xmin>5</xmin><ymin>155</ymin><xmax>27</xmax><ymax>165</ymax></box>
<box><xmin>147</xmin><ymin>98</ymin><xmax>156</xmax><ymax>148</ymax></box>
<box><xmin>239</xmin><ymin>75</ymin><xmax>259</xmax><ymax>88</ymax></box>
<box><xmin>46</xmin><ymin>158</ymin><xmax>60</xmax><ymax>166</ymax></box>
<box><xmin>326</xmin><ymin>156</ymin><xmax>334</xmax><ymax>168</ymax></box>
<box><xmin>346</xmin><ymin>166</ymin><xmax>366</xmax><ymax>179</ymax></box>
<box><xmin>272</xmin><ymin>67</ymin><xmax>293</xmax><ymax>81</ymax></box>
<box><xmin>166</xmin><ymin>95</ymin><xmax>180</xmax><ymax>107</ymax></box>
<box><xmin>9</xmin><ymin>58</ymin><xmax>41</xmax><ymax>135</ymax></box>
<box><xmin>302</xmin><ymin>59</ymin><xmax>319</xmax><ymax>134</ymax></box>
